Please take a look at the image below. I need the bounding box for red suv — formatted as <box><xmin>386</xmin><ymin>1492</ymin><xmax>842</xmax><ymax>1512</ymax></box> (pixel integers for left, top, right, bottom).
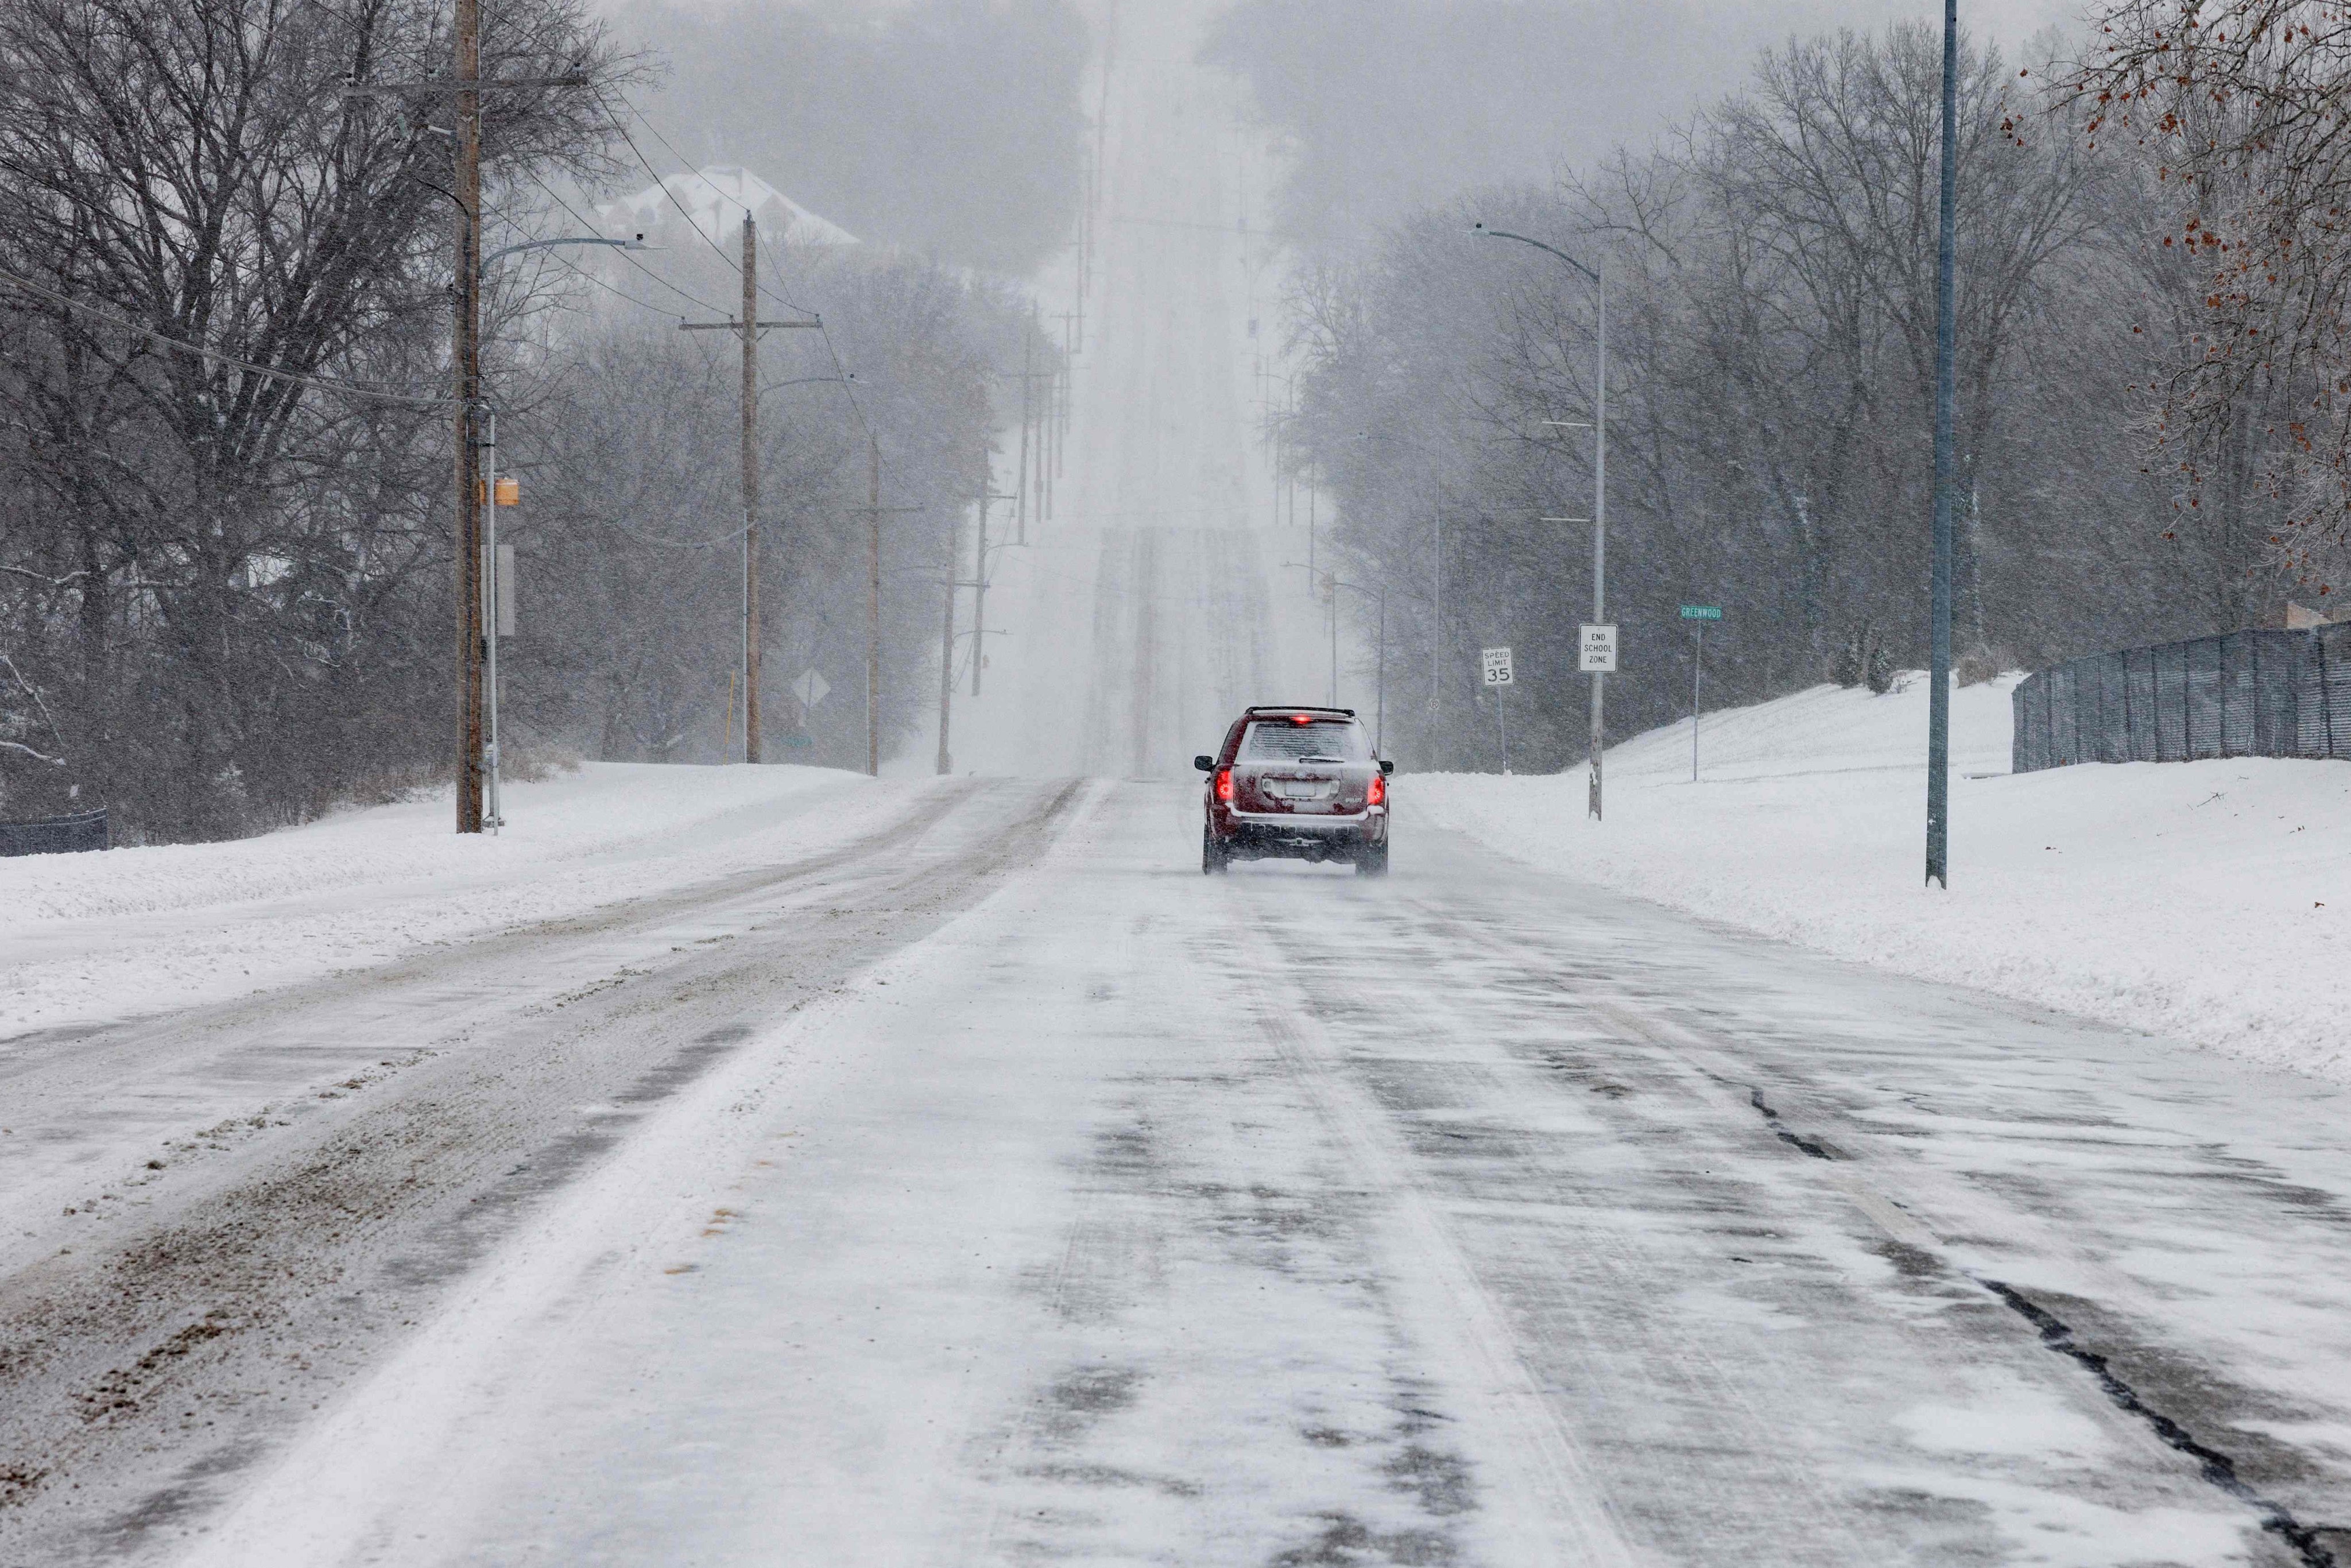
<box><xmin>1195</xmin><ymin>706</ymin><xmax>1391</xmax><ymax>876</ymax></box>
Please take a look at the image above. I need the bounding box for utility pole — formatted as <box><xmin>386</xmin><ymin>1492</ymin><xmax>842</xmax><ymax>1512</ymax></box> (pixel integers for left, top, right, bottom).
<box><xmin>973</xmin><ymin>487</ymin><xmax>990</xmax><ymax>696</ymax></box>
<box><xmin>936</xmin><ymin>498</ymin><xmax>959</xmax><ymax>775</ymax></box>
<box><xmin>969</xmin><ymin>487</ymin><xmax>1017</xmax><ymax>696</ymax></box>
<box><xmin>346</xmin><ymin>25</ymin><xmax>586</xmax><ymax>832</ymax></box>
<box><xmin>740</xmin><ymin>217</ymin><xmax>761</xmax><ymax>761</ymax></box>
<box><xmin>1016</xmin><ymin>332</ymin><xmax>1033</xmax><ymax>544</ymax></box>
<box><xmin>453</xmin><ymin>0</ymin><xmax>483</xmax><ymax>834</ymax></box>
<box><xmin>848</xmin><ymin>448</ymin><xmax>925</xmax><ymax>777</ymax></box>
<box><xmin>1056</xmin><ymin>309</ymin><xmax>1078</xmax><ymax>483</ymax></box>
<box><xmin>680</xmin><ymin>215</ymin><xmax>819</xmax><ymax>764</ymax></box>
<box><xmin>868</xmin><ymin>438</ymin><xmax>881</xmax><ymax>776</ymax></box>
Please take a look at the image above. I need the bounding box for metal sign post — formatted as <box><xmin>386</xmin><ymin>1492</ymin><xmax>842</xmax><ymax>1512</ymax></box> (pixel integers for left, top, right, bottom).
<box><xmin>1679</xmin><ymin>606</ymin><xmax>1721</xmax><ymax>781</ymax></box>
<box><xmin>1481</xmin><ymin>646</ymin><xmax>1514</xmax><ymax>774</ymax></box>
<box><xmin>1577</xmin><ymin>625</ymin><xmax>1616</xmax><ymax>809</ymax></box>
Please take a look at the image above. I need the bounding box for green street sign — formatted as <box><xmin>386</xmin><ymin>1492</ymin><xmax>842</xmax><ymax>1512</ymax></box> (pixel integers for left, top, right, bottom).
<box><xmin>1680</xmin><ymin>605</ymin><xmax>1723</xmax><ymax>621</ymax></box>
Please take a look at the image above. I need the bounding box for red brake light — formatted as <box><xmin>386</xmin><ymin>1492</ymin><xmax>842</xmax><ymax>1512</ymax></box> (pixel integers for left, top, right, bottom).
<box><xmin>1290</xmin><ymin>714</ymin><xmax>1313</xmax><ymax>725</ymax></box>
<box><xmin>1368</xmin><ymin>772</ymin><xmax>1386</xmax><ymax>806</ymax></box>
<box><xmin>1215</xmin><ymin>767</ymin><xmax>1234</xmax><ymax>802</ymax></box>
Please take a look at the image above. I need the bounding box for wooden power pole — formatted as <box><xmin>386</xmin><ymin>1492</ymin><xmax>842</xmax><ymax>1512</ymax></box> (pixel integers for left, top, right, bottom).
<box><xmin>680</xmin><ymin>214</ymin><xmax>818</xmax><ymax>763</ymax></box>
<box><xmin>395</xmin><ymin>7</ymin><xmax>587</xmax><ymax>831</ymax></box>
<box><xmin>741</xmin><ymin>218</ymin><xmax>760</xmax><ymax>761</ymax></box>
<box><xmin>972</xmin><ymin>488</ymin><xmax>989</xmax><ymax>698</ymax></box>
<box><xmin>850</xmin><ymin>451</ymin><xmax>924</xmax><ymax>777</ymax></box>
<box><xmin>868</xmin><ymin>436</ymin><xmax>881</xmax><ymax>776</ymax></box>
<box><xmin>1015</xmin><ymin>332</ymin><xmax>1033</xmax><ymax>545</ymax></box>
<box><xmin>935</xmin><ymin>500</ymin><xmax>958</xmax><ymax>775</ymax></box>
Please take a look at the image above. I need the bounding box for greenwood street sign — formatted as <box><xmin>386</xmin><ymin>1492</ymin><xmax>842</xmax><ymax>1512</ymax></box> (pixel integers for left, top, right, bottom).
<box><xmin>1680</xmin><ymin>605</ymin><xmax>1723</xmax><ymax>621</ymax></box>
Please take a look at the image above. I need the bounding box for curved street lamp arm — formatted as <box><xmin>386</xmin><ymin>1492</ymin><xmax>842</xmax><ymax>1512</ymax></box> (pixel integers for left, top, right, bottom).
<box><xmin>760</xmin><ymin>374</ymin><xmax>855</xmax><ymax>394</ymax></box>
<box><xmin>482</xmin><ymin>234</ymin><xmax>646</xmax><ymax>270</ymax></box>
<box><xmin>1470</xmin><ymin>223</ymin><xmax>1599</xmax><ymax>285</ymax></box>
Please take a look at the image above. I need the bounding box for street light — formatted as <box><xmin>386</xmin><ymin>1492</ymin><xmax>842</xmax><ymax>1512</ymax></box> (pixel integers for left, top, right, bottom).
<box><xmin>1351</xmin><ymin>429</ymin><xmax>1445</xmax><ymax>766</ymax></box>
<box><xmin>1473</xmin><ymin>221</ymin><xmax>1608</xmax><ymax>819</ymax></box>
<box><xmin>1926</xmin><ymin>0</ymin><xmax>1960</xmax><ymax>888</ymax></box>
<box><xmin>1329</xmin><ymin>578</ymin><xmax>1388</xmax><ymax>755</ymax></box>
<box><xmin>474</xmin><ymin>233</ymin><xmax>649</xmax><ymax>833</ymax></box>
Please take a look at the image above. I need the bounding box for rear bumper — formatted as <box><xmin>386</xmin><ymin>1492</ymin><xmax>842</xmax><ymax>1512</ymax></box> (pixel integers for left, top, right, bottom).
<box><xmin>1214</xmin><ymin>806</ymin><xmax>1386</xmax><ymax>855</ymax></box>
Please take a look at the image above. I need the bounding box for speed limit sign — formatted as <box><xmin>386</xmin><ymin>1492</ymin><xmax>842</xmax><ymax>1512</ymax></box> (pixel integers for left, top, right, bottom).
<box><xmin>1481</xmin><ymin>646</ymin><xmax>1514</xmax><ymax>686</ymax></box>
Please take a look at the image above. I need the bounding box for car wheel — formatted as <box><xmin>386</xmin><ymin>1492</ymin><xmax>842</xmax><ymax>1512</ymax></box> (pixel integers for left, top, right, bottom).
<box><xmin>1354</xmin><ymin>842</ymin><xmax>1389</xmax><ymax>878</ymax></box>
<box><xmin>1202</xmin><ymin>824</ymin><xmax>1229</xmax><ymax>875</ymax></box>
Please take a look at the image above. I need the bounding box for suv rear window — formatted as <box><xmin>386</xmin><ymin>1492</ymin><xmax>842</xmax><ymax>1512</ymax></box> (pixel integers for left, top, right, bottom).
<box><xmin>1240</xmin><ymin>719</ymin><xmax>1370</xmax><ymax>762</ymax></box>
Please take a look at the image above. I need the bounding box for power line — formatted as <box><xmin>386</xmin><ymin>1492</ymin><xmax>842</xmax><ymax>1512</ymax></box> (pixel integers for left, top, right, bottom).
<box><xmin>520</xmin><ymin>167</ymin><xmax>733</xmax><ymax>318</ymax></box>
<box><xmin>0</xmin><ymin>265</ymin><xmax>451</xmax><ymax>409</ymax></box>
<box><xmin>598</xmin><ymin>86</ymin><xmax>816</xmax><ymax>322</ymax></box>
<box><xmin>754</xmin><ymin>239</ymin><xmax>876</xmax><ymax>447</ymax></box>
<box><xmin>596</xmin><ymin>90</ymin><xmax>756</xmax><ymax>279</ymax></box>
<box><xmin>525</xmin><ymin>245</ymin><xmax>688</xmax><ymax>320</ymax></box>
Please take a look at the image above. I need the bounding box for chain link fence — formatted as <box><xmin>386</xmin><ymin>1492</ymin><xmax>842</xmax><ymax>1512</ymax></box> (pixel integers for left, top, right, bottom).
<box><xmin>0</xmin><ymin>807</ymin><xmax>109</xmax><ymax>857</ymax></box>
<box><xmin>2013</xmin><ymin>625</ymin><xmax>2351</xmax><ymax>772</ymax></box>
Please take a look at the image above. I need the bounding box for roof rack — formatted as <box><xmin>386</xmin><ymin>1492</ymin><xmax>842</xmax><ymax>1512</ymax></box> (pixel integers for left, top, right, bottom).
<box><xmin>1245</xmin><ymin>704</ymin><xmax>1357</xmax><ymax>718</ymax></box>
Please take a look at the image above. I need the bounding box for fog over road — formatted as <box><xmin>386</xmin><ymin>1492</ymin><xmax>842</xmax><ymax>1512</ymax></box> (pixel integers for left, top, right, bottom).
<box><xmin>956</xmin><ymin>0</ymin><xmax>1320</xmax><ymax>779</ymax></box>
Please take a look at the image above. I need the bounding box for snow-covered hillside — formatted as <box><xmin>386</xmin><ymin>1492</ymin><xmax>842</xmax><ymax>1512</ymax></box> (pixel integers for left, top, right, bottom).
<box><xmin>1412</xmin><ymin>673</ymin><xmax>2351</xmax><ymax>1083</ymax></box>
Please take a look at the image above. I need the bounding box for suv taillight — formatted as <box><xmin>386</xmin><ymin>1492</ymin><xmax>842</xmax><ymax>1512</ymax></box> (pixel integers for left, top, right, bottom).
<box><xmin>1368</xmin><ymin>772</ymin><xmax>1385</xmax><ymax>806</ymax></box>
<box><xmin>1215</xmin><ymin>767</ymin><xmax>1234</xmax><ymax>802</ymax></box>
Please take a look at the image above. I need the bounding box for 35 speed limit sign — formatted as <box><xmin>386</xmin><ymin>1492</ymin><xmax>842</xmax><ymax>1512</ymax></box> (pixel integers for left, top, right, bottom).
<box><xmin>1481</xmin><ymin>646</ymin><xmax>1514</xmax><ymax>686</ymax></box>
<box><xmin>1579</xmin><ymin>624</ymin><xmax>1618</xmax><ymax>673</ymax></box>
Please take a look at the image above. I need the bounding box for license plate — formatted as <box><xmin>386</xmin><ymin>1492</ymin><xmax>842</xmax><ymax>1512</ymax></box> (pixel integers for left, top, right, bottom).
<box><xmin>1271</xmin><ymin>782</ymin><xmax>1334</xmax><ymax>801</ymax></box>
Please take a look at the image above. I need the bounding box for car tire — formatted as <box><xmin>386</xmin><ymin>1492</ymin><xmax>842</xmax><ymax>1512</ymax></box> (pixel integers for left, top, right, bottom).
<box><xmin>1354</xmin><ymin>842</ymin><xmax>1389</xmax><ymax>878</ymax></box>
<box><xmin>1202</xmin><ymin>824</ymin><xmax>1229</xmax><ymax>875</ymax></box>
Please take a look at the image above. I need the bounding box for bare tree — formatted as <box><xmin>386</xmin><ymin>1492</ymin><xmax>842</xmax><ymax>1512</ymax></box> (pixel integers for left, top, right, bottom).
<box><xmin>0</xmin><ymin>0</ymin><xmax>626</xmax><ymax>837</ymax></box>
<box><xmin>2066</xmin><ymin>0</ymin><xmax>2351</xmax><ymax>594</ymax></box>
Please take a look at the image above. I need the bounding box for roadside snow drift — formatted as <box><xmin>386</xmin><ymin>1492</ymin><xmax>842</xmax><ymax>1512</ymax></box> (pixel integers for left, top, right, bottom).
<box><xmin>1413</xmin><ymin>675</ymin><xmax>2351</xmax><ymax>1083</ymax></box>
<box><xmin>0</xmin><ymin>763</ymin><xmax>899</xmax><ymax>1037</ymax></box>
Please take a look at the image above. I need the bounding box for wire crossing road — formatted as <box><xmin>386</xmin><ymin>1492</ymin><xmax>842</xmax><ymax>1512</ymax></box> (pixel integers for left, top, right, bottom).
<box><xmin>11</xmin><ymin>781</ymin><xmax>2337</xmax><ymax>1566</ymax></box>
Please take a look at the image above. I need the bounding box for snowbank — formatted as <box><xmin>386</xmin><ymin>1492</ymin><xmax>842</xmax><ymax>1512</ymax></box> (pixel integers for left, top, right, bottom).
<box><xmin>0</xmin><ymin>763</ymin><xmax>900</xmax><ymax>1036</ymax></box>
<box><xmin>1412</xmin><ymin>676</ymin><xmax>2351</xmax><ymax>1083</ymax></box>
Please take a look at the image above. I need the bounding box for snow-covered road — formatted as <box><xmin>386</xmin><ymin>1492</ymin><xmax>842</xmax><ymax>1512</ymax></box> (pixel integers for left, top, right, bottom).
<box><xmin>9</xmin><ymin>781</ymin><xmax>2348</xmax><ymax>1566</ymax></box>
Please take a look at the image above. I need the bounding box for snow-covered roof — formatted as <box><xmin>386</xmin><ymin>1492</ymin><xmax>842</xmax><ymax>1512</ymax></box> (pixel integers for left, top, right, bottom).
<box><xmin>596</xmin><ymin>165</ymin><xmax>860</xmax><ymax>250</ymax></box>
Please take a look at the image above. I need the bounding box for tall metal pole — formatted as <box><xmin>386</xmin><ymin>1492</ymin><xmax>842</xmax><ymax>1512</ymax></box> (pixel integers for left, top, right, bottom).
<box><xmin>1472</xmin><ymin>224</ymin><xmax>1608</xmax><ymax>816</ymax></box>
<box><xmin>452</xmin><ymin>0</ymin><xmax>483</xmax><ymax>834</ymax></box>
<box><xmin>1327</xmin><ymin>571</ymin><xmax>1338</xmax><ymax>707</ymax></box>
<box><xmin>1431</xmin><ymin>470</ymin><xmax>1443</xmax><ymax>767</ymax></box>
<box><xmin>1590</xmin><ymin>266</ymin><xmax>1607</xmax><ymax>820</ymax></box>
<box><xmin>740</xmin><ymin>216</ymin><xmax>762</xmax><ymax>764</ymax></box>
<box><xmin>1927</xmin><ymin>0</ymin><xmax>1959</xmax><ymax>886</ymax></box>
<box><xmin>1692</xmin><ymin>620</ymin><xmax>1702</xmax><ymax>783</ymax></box>
<box><xmin>1270</xmin><ymin>371</ymin><xmax>1282</xmax><ymax>531</ymax></box>
<box><xmin>482</xmin><ymin>407</ymin><xmax>501</xmax><ymax>833</ymax></box>
<box><xmin>867</xmin><ymin>436</ymin><xmax>881</xmax><ymax>776</ymax></box>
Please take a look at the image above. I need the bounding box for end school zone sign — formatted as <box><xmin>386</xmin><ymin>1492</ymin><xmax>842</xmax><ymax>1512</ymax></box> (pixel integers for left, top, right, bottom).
<box><xmin>1578</xmin><ymin>624</ymin><xmax>1618</xmax><ymax>672</ymax></box>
